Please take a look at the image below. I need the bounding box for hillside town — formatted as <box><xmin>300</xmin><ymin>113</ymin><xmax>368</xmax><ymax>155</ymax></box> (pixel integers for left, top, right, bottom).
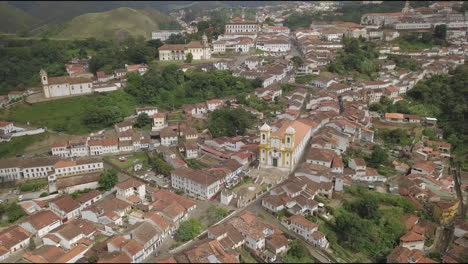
<box><xmin>0</xmin><ymin>1</ymin><xmax>467</xmax><ymax>264</ymax></box>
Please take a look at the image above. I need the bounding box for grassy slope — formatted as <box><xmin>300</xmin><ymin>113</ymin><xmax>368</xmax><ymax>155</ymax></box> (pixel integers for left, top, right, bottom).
<box><xmin>0</xmin><ymin>91</ymin><xmax>138</xmax><ymax>135</ymax></box>
<box><xmin>0</xmin><ymin>1</ymin><xmax>39</xmax><ymax>33</ymax></box>
<box><xmin>54</xmin><ymin>7</ymin><xmax>176</xmax><ymax>40</ymax></box>
<box><xmin>0</xmin><ymin>132</ymin><xmax>47</xmax><ymax>158</ymax></box>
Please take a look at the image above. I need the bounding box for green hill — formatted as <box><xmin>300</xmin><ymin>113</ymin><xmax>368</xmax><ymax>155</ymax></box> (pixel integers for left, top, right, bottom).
<box><xmin>53</xmin><ymin>7</ymin><xmax>180</xmax><ymax>40</ymax></box>
<box><xmin>0</xmin><ymin>1</ymin><xmax>40</xmax><ymax>33</ymax></box>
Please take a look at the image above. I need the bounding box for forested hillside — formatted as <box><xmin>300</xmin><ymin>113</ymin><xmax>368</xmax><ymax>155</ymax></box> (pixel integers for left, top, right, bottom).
<box><xmin>406</xmin><ymin>66</ymin><xmax>468</xmax><ymax>169</ymax></box>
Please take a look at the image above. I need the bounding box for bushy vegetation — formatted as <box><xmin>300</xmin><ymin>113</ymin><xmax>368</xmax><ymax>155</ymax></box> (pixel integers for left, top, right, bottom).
<box><xmin>177</xmin><ymin>218</ymin><xmax>203</xmax><ymax>241</ymax></box>
<box><xmin>369</xmin><ymin>97</ymin><xmax>412</xmax><ymax>114</ymax></box>
<box><xmin>186</xmin><ymin>159</ymin><xmax>206</xmax><ymax>169</ymax></box>
<box><xmin>134</xmin><ymin>113</ymin><xmax>151</xmax><ymax>129</ymax></box>
<box><xmin>89</xmin><ymin>37</ymin><xmax>158</xmax><ymax>74</ymax></box>
<box><xmin>0</xmin><ymin>37</ymin><xmax>101</xmax><ymax>94</ymax></box>
<box><xmin>393</xmin><ymin>32</ymin><xmax>447</xmax><ymax>51</ymax></box>
<box><xmin>19</xmin><ymin>178</ymin><xmax>48</xmax><ymax>192</ymax></box>
<box><xmin>0</xmin><ymin>132</ymin><xmax>47</xmax><ymax>158</ymax></box>
<box><xmin>364</xmin><ymin>145</ymin><xmax>389</xmax><ymax>169</ymax></box>
<box><xmin>148</xmin><ymin>153</ymin><xmax>174</xmax><ymax>177</ymax></box>
<box><xmin>207</xmin><ymin>107</ymin><xmax>255</xmax><ymax>137</ymax></box>
<box><xmin>98</xmin><ymin>169</ymin><xmax>118</xmax><ymax>191</ymax></box>
<box><xmin>295</xmin><ymin>74</ymin><xmax>317</xmax><ymax>84</ymax></box>
<box><xmin>0</xmin><ymin>202</ymin><xmax>26</xmax><ymax>226</ymax></box>
<box><xmin>204</xmin><ymin>205</ymin><xmax>229</xmax><ymax>226</ymax></box>
<box><xmin>377</xmin><ymin>129</ymin><xmax>412</xmax><ymax>146</ymax></box>
<box><xmin>236</xmin><ymin>95</ymin><xmax>285</xmax><ymax>116</ymax></box>
<box><xmin>283</xmin><ymin>240</ymin><xmax>314</xmax><ymax>263</ymax></box>
<box><xmin>125</xmin><ymin>66</ymin><xmax>255</xmax><ymax>109</ymax></box>
<box><xmin>406</xmin><ymin>66</ymin><xmax>468</xmax><ymax>169</ymax></box>
<box><xmin>331</xmin><ymin>186</ymin><xmax>413</xmax><ymax>261</ymax></box>
<box><xmin>387</xmin><ymin>55</ymin><xmax>420</xmax><ymax>71</ymax></box>
<box><xmin>0</xmin><ymin>36</ymin><xmax>163</xmax><ymax>94</ymax></box>
<box><xmin>328</xmin><ymin>37</ymin><xmax>380</xmax><ymax>79</ymax></box>
<box><xmin>70</xmin><ymin>188</ymin><xmax>92</xmax><ymax>199</ymax></box>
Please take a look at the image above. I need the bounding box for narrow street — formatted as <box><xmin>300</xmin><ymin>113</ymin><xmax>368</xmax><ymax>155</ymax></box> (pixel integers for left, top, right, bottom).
<box><xmin>248</xmin><ymin>199</ymin><xmax>333</xmax><ymax>263</ymax></box>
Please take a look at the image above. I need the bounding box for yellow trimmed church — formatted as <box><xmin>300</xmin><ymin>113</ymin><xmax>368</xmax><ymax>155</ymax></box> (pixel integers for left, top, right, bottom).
<box><xmin>259</xmin><ymin>119</ymin><xmax>317</xmax><ymax>171</ymax></box>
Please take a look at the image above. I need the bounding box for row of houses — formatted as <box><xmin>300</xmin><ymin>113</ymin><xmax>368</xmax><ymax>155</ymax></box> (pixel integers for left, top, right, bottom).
<box><xmin>1</xmin><ymin>178</ymin><xmax>198</xmax><ymax>263</ymax></box>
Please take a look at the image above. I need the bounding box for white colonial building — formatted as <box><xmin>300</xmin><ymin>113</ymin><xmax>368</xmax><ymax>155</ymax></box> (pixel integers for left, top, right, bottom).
<box><xmin>225</xmin><ymin>16</ymin><xmax>260</xmax><ymax>33</ymax></box>
<box><xmin>158</xmin><ymin>34</ymin><xmax>211</xmax><ymax>61</ymax></box>
<box><xmin>151</xmin><ymin>30</ymin><xmax>184</xmax><ymax>41</ymax></box>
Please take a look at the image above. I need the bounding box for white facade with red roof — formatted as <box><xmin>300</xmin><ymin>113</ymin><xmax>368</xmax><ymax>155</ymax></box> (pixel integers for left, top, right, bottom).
<box><xmin>0</xmin><ymin>121</ymin><xmax>14</xmax><ymax>135</ymax></box>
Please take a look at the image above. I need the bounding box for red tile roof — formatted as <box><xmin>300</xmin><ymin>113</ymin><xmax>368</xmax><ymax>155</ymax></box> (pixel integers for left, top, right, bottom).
<box><xmin>116</xmin><ymin>178</ymin><xmax>145</xmax><ymax>190</ymax></box>
<box><xmin>400</xmin><ymin>231</ymin><xmax>424</xmax><ymax>242</ymax></box>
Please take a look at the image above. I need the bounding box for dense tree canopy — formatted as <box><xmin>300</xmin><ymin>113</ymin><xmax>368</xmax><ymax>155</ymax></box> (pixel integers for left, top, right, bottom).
<box><xmin>328</xmin><ymin>37</ymin><xmax>380</xmax><ymax>79</ymax></box>
<box><xmin>89</xmin><ymin>37</ymin><xmax>155</xmax><ymax>74</ymax></box>
<box><xmin>83</xmin><ymin>105</ymin><xmax>124</xmax><ymax>130</ymax></box>
<box><xmin>377</xmin><ymin>129</ymin><xmax>412</xmax><ymax>147</ymax></box>
<box><xmin>134</xmin><ymin>113</ymin><xmax>151</xmax><ymax>128</ymax></box>
<box><xmin>177</xmin><ymin>218</ymin><xmax>203</xmax><ymax>241</ymax></box>
<box><xmin>149</xmin><ymin>153</ymin><xmax>174</xmax><ymax>177</ymax></box>
<box><xmin>333</xmin><ymin>186</ymin><xmax>409</xmax><ymax>260</ymax></box>
<box><xmin>406</xmin><ymin>66</ymin><xmax>468</xmax><ymax>169</ymax></box>
<box><xmin>283</xmin><ymin>240</ymin><xmax>314</xmax><ymax>263</ymax></box>
<box><xmin>369</xmin><ymin>97</ymin><xmax>412</xmax><ymax>114</ymax></box>
<box><xmin>0</xmin><ymin>37</ymin><xmax>158</xmax><ymax>94</ymax></box>
<box><xmin>365</xmin><ymin>145</ymin><xmax>389</xmax><ymax>169</ymax></box>
<box><xmin>125</xmin><ymin>66</ymin><xmax>255</xmax><ymax>109</ymax></box>
<box><xmin>207</xmin><ymin>107</ymin><xmax>255</xmax><ymax>137</ymax></box>
<box><xmin>98</xmin><ymin>169</ymin><xmax>118</xmax><ymax>190</ymax></box>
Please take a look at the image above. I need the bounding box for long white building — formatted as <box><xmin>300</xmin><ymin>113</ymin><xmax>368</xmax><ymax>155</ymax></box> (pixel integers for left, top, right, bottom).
<box><xmin>158</xmin><ymin>34</ymin><xmax>211</xmax><ymax>61</ymax></box>
<box><xmin>151</xmin><ymin>30</ymin><xmax>184</xmax><ymax>41</ymax></box>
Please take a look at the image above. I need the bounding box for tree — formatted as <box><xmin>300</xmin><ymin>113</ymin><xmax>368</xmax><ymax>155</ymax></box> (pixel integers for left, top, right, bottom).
<box><xmin>291</xmin><ymin>56</ymin><xmax>303</xmax><ymax>69</ymax></box>
<box><xmin>205</xmin><ymin>206</ymin><xmax>229</xmax><ymax>225</ymax></box>
<box><xmin>283</xmin><ymin>240</ymin><xmax>313</xmax><ymax>263</ymax></box>
<box><xmin>147</xmin><ymin>39</ymin><xmax>164</xmax><ymax>49</ymax></box>
<box><xmin>6</xmin><ymin>203</ymin><xmax>26</xmax><ymax>223</ymax></box>
<box><xmin>28</xmin><ymin>237</ymin><xmax>36</xmax><ymax>251</ymax></box>
<box><xmin>434</xmin><ymin>24</ymin><xmax>447</xmax><ymax>40</ymax></box>
<box><xmin>251</xmin><ymin>77</ymin><xmax>263</xmax><ymax>88</ymax></box>
<box><xmin>78</xmin><ymin>48</ymin><xmax>88</xmax><ymax>59</ymax></box>
<box><xmin>207</xmin><ymin>107</ymin><xmax>255</xmax><ymax>137</ymax></box>
<box><xmin>350</xmin><ymin>196</ymin><xmax>380</xmax><ymax>219</ymax></box>
<box><xmin>185</xmin><ymin>52</ymin><xmax>193</xmax><ymax>63</ymax></box>
<box><xmin>365</xmin><ymin>145</ymin><xmax>388</xmax><ymax>168</ymax></box>
<box><xmin>17</xmin><ymin>27</ymin><xmax>30</xmax><ymax>37</ymax></box>
<box><xmin>83</xmin><ymin>106</ymin><xmax>124</xmax><ymax>130</ymax></box>
<box><xmin>149</xmin><ymin>154</ymin><xmax>174</xmax><ymax>176</ymax></box>
<box><xmin>98</xmin><ymin>169</ymin><xmax>118</xmax><ymax>190</ymax></box>
<box><xmin>135</xmin><ymin>113</ymin><xmax>151</xmax><ymax>128</ymax></box>
<box><xmin>177</xmin><ymin>218</ymin><xmax>203</xmax><ymax>241</ymax></box>
<box><xmin>87</xmin><ymin>256</ymin><xmax>98</xmax><ymax>263</ymax></box>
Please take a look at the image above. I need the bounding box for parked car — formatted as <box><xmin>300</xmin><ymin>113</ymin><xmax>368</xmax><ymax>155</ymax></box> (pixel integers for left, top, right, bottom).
<box><xmin>18</xmin><ymin>195</ymin><xmax>24</xmax><ymax>201</ymax></box>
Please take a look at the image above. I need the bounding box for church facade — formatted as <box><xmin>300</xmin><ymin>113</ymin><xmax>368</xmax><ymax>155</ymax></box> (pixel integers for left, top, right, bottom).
<box><xmin>40</xmin><ymin>69</ymin><xmax>93</xmax><ymax>98</ymax></box>
<box><xmin>259</xmin><ymin>119</ymin><xmax>317</xmax><ymax>171</ymax></box>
